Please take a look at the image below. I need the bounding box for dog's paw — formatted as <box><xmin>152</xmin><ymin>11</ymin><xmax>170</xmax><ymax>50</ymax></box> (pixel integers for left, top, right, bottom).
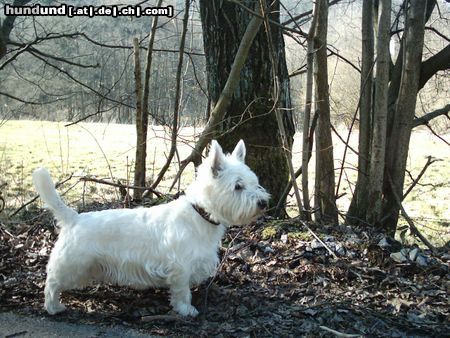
<box><xmin>173</xmin><ymin>303</ymin><xmax>199</xmax><ymax>317</ymax></box>
<box><xmin>45</xmin><ymin>302</ymin><xmax>66</xmax><ymax>315</ymax></box>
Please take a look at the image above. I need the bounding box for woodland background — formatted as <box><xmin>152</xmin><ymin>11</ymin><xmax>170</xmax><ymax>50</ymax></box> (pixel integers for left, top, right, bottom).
<box><xmin>0</xmin><ymin>0</ymin><xmax>449</xmax><ymax>336</ymax></box>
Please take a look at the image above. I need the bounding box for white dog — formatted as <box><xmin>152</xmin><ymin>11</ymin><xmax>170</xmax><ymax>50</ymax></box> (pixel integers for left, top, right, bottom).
<box><xmin>33</xmin><ymin>140</ymin><xmax>269</xmax><ymax>317</ymax></box>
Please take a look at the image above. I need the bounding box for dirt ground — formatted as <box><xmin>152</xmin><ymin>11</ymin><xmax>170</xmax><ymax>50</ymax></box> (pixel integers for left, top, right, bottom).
<box><xmin>1</xmin><ymin>209</ymin><xmax>449</xmax><ymax>337</ymax></box>
<box><xmin>0</xmin><ymin>311</ymin><xmax>153</xmax><ymax>337</ymax></box>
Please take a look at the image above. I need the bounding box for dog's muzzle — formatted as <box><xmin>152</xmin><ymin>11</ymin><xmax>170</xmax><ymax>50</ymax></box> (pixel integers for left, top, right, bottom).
<box><xmin>257</xmin><ymin>199</ymin><xmax>268</xmax><ymax>210</ymax></box>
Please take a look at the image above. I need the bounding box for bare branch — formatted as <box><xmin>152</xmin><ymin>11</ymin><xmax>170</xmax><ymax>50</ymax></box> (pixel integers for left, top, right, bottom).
<box><xmin>0</xmin><ymin>90</ymin><xmax>60</xmax><ymax>105</ymax></box>
<box><xmin>412</xmin><ymin>104</ymin><xmax>450</xmax><ymax>128</ymax></box>
<box><xmin>151</xmin><ymin>0</ymin><xmax>191</xmax><ymax>190</ymax></box>
<box><xmin>387</xmin><ymin>175</ymin><xmax>437</xmax><ymax>254</ymax></box>
<box><xmin>419</xmin><ymin>44</ymin><xmax>450</xmax><ymax>90</ymax></box>
<box><xmin>423</xmin><ymin>123</ymin><xmax>450</xmax><ymax>147</ymax></box>
<box><xmin>28</xmin><ymin>50</ymin><xmax>134</xmax><ymax>110</ymax></box>
<box><xmin>282</xmin><ymin>0</ymin><xmax>343</xmax><ymax>26</ymax></box>
<box><xmin>327</xmin><ymin>47</ymin><xmax>361</xmax><ymax>73</ymax></box>
<box><xmin>80</xmin><ymin>177</ymin><xmax>161</xmax><ymax>198</ymax></box>
<box><xmin>402</xmin><ymin>156</ymin><xmax>440</xmax><ymax>199</ymax></box>
<box><xmin>391</xmin><ymin>26</ymin><xmax>450</xmax><ymax>43</ymax></box>
<box><xmin>77</xmin><ymin>32</ymin><xmax>204</xmax><ymax>56</ymax></box>
<box><xmin>274</xmin><ymin>110</ymin><xmax>319</xmax><ymax>217</ymax></box>
<box><xmin>0</xmin><ymin>0</ymin><xmax>33</xmax><ymax>58</ymax></box>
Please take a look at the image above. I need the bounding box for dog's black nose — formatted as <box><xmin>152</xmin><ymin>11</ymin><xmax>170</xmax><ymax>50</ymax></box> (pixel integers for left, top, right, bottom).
<box><xmin>257</xmin><ymin>200</ymin><xmax>268</xmax><ymax>210</ymax></box>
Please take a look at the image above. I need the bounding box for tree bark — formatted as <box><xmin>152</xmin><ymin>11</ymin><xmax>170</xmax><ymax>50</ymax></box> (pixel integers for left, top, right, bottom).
<box><xmin>366</xmin><ymin>0</ymin><xmax>391</xmax><ymax>225</ymax></box>
<box><xmin>134</xmin><ymin>2</ymin><xmax>162</xmax><ymax>200</ymax></box>
<box><xmin>199</xmin><ymin>0</ymin><xmax>295</xmax><ymax>210</ymax></box>
<box><xmin>151</xmin><ymin>0</ymin><xmax>191</xmax><ymax>190</ymax></box>
<box><xmin>419</xmin><ymin>44</ymin><xmax>450</xmax><ymax>90</ymax></box>
<box><xmin>133</xmin><ymin>38</ymin><xmax>144</xmax><ymax>199</ymax></box>
<box><xmin>259</xmin><ymin>0</ymin><xmax>305</xmax><ymax>217</ymax></box>
<box><xmin>412</xmin><ymin>104</ymin><xmax>450</xmax><ymax>128</ymax></box>
<box><xmin>382</xmin><ymin>0</ymin><xmax>427</xmax><ymax>234</ymax></box>
<box><xmin>301</xmin><ymin>2</ymin><xmax>319</xmax><ymax>221</ymax></box>
<box><xmin>347</xmin><ymin>0</ymin><xmax>374</xmax><ymax>225</ymax></box>
<box><xmin>182</xmin><ymin>8</ymin><xmax>263</xmax><ymax>166</ymax></box>
<box><xmin>313</xmin><ymin>0</ymin><xmax>338</xmax><ymax>224</ymax></box>
<box><xmin>387</xmin><ymin>0</ymin><xmax>435</xmax><ymax>134</ymax></box>
<box><xmin>0</xmin><ymin>0</ymin><xmax>32</xmax><ymax>59</ymax></box>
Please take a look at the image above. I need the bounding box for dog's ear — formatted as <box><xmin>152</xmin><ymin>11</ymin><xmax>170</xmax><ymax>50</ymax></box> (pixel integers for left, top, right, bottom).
<box><xmin>209</xmin><ymin>140</ymin><xmax>225</xmax><ymax>177</ymax></box>
<box><xmin>232</xmin><ymin>139</ymin><xmax>246</xmax><ymax>163</ymax></box>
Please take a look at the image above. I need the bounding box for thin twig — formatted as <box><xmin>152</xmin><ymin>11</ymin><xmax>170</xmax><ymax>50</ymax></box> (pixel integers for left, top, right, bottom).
<box><xmin>388</xmin><ymin>175</ymin><xmax>437</xmax><ymax>254</ymax></box>
<box><xmin>319</xmin><ymin>325</ymin><xmax>361</xmax><ymax>337</ymax></box>
<box><xmin>402</xmin><ymin>156</ymin><xmax>439</xmax><ymax>198</ymax></box>
<box><xmin>259</xmin><ymin>0</ymin><xmax>304</xmax><ymax>217</ymax></box>
<box><xmin>141</xmin><ymin>314</ymin><xmax>191</xmax><ymax>323</ymax></box>
<box><xmin>274</xmin><ymin>110</ymin><xmax>318</xmax><ymax>217</ymax></box>
<box><xmin>80</xmin><ymin>177</ymin><xmax>161</xmax><ymax>198</ymax></box>
<box><xmin>300</xmin><ymin>220</ymin><xmax>339</xmax><ymax>259</ymax></box>
<box><xmin>380</xmin><ymin>155</ymin><xmax>439</xmax><ymax>224</ymax></box>
<box><xmin>151</xmin><ymin>0</ymin><xmax>191</xmax><ymax>190</ymax></box>
<box><xmin>203</xmin><ymin>229</ymin><xmax>242</xmax><ymax>314</ymax></box>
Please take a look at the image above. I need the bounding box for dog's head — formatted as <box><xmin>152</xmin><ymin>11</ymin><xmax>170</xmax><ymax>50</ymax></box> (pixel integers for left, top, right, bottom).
<box><xmin>190</xmin><ymin>139</ymin><xmax>270</xmax><ymax>226</ymax></box>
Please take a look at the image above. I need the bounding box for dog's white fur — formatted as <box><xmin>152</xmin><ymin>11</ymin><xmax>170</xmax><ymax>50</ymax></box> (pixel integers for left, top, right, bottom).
<box><xmin>33</xmin><ymin>140</ymin><xmax>269</xmax><ymax>317</ymax></box>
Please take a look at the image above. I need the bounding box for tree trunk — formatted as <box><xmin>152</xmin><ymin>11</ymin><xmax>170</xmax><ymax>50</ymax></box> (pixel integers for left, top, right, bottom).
<box><xmin>0</xmin><ymin>0</ymin><xmax>32</xmax><ymax>59</ymax></box>
<box><xmin>346</xmin><ymin>0</ymin><xmax>450</xmax><ymax>233</ymax></box>
<box><xmin>313</xmin><ymin>0</ymin><xmax>338</xmax><ymax>224</ymax></box>
<box><xmin>301</xmin><ymin>2</ymin><xmax>319</xmax><ymax>221</ymax></box>
<box><xmin>366</xmin><ymin>0</ymin><xmax>390</xmax><ymax>225</ymax></box>
<box><xmin>134</xmin><ymin>2</ymin><xmax>162</xmax><ymax>200</ymax></box>
<box><xmin>347</xmin><ymin>0</ymin><xmax>374</xmax><ymax>224</ymax></box>
<box><xmin>133</xmin><ymin>38</ymin><xmax>144</xmax><ymax>199</ymax></box>
<box><xmin>382</xmin><ymin>0</ymin><xmax>427</xmax><ymax>234</ymax></box>
<box><xmin>151</xmin><ymin>0</ymin><xmax>191</xmax><ymax>190</ymax></box>
<box><xmin>387</xmin><ymin>1</ymin><xmax>435</xmax><ymax>134</ymax></box>
<box><xmin>199</xmin><ymin>0</ymin><xmax>295</xmax><ymax>210</ymax></box>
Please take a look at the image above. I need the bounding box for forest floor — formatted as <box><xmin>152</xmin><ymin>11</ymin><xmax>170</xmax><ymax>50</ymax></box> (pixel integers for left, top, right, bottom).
<box><xmin>1</xmin><ymin>207</ymin><xmax>449</xmax><ymax>337</ymax></box>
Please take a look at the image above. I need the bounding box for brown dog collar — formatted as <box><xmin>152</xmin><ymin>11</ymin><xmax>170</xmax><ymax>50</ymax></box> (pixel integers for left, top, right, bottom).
<box><xmin>192</xmin><ymin>204</ymin><xmax>220</xmax><ymax>226</ymax></box>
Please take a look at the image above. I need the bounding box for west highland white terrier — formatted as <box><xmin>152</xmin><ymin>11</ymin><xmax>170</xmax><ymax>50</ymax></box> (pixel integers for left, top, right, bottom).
<box><xmin>33</xmin><ymin>139</ymin><xmax>269</xmax><ymax>317</ymax></box>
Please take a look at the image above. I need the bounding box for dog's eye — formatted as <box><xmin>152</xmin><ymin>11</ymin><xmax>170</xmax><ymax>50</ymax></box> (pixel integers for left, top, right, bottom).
<box><xmin>235</xmin><ymin>183</ymin><xmax>243</xmax><ymax>191</ymax></box>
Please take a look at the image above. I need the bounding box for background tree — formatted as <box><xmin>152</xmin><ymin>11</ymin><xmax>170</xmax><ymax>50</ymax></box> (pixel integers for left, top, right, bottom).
<box><xmin>312</xmin><ymin>0</ymin><xmax>337</xmax><ymax>224</ymax></box>
<box><xmin>347</xmin><ymin>0</ymin><xmax>449</xmax><ymax>235</ymax></box>
<box><xmin>1</xmin><ymin>0</ymin><xmax>207</xmax><ymax>126</ymax></box>
<box><xmin>198</xmin><ymin>0</ymin><xmax>295</xmax><ymax>210</ymax></box>
<box><xmin>347</xmin><ymin>0</ymin><xmax>374</xmax><ymax>225</ymax></box>
<box><xmin>382</xmin><ymin>0</ymin><xmax>429</xmax><ymax>233</ymax></box>
<box><xmin>366</xmin><ymin>0</ymin><xmax>391</xmax><ymax>225</ymax></box>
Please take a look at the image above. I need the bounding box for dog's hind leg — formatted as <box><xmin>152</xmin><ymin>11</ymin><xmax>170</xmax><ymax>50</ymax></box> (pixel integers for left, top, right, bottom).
<box><xmin>44</xmin><ymin>277</ymin><xmax>66</xmax><ymax>315</ymax></box>
<box><xmin>44</xmin><ymin>250</ymin><xmax>93</xmax><ymax>315</ymax></box>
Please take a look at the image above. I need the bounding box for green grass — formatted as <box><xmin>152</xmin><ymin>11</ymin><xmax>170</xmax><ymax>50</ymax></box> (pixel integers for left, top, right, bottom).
<box><xmin>261</xmin><ymin>220</ymin><xmax>312</xmax><ymax>241</ymax></box>
<box><xmin>1</xmin><ymin>120</ymin><xmax>448</xmax><ymax>246</ymax></box>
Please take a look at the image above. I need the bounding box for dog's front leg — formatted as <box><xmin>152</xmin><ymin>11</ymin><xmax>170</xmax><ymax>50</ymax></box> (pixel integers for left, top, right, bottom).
<box><xmin>169</xmin><ymin>273</ymin><xmax>198</xmax><ymax>317</ymax></box>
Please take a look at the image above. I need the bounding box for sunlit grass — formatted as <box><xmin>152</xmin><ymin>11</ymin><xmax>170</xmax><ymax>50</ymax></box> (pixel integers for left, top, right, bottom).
<box><xmin>0</xmin><ymin>120</ymin><xmax>199</xmax><ymax>213</ymax></box>
<box><xmin>0</xmin><ymin>120</ymin><xmax>448</xmax><ymax>246</ymax></box>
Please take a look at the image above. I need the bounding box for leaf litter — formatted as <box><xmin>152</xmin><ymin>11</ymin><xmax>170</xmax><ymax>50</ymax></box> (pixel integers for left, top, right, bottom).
<box><xmin>1</xmin><ymin>211</ymin><xmax>449</xmax><ymax>337</ymax></box>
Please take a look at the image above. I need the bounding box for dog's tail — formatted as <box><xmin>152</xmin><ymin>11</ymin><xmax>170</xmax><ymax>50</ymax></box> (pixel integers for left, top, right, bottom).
<box><xmin>32</xmin><ymin>167</ymin><xmax>78</xmax><ymax>225</ymax></box>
